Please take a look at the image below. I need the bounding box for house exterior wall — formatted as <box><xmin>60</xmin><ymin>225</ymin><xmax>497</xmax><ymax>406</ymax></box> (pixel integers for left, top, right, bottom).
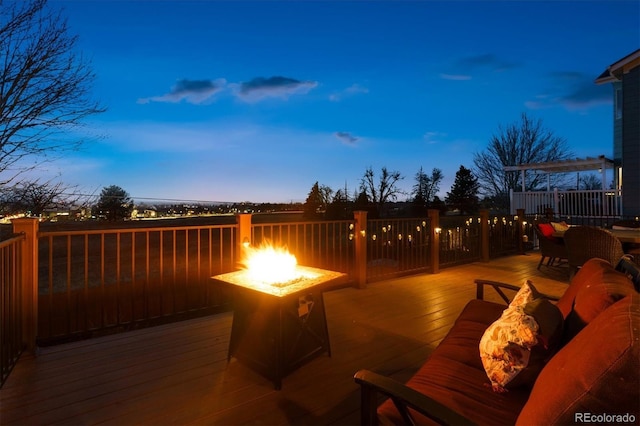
<box><xmin>613</xmin><ymin>81</ymin><xmax>623</xmax><ymax>165</ymax></box>
<box><xmin>613</xmin><ymin>81</ymin><xmax>623</xmax><ymax>192</ymax></box>
<box><xmin>622</xmin><ymin>65</ymin><xmax>640</xmax><ymax>216</ymax></box>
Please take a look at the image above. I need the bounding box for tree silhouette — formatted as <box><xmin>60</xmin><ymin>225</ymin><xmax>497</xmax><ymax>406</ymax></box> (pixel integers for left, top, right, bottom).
<box><xmin>303</xmin><ymin>182</ymin><xmax>333</xmax><ymax>219</ymax></box>
<box><xmin>412</xmin><ymin>167</ymin><xmax>443</xmax><ymax>214</ymax></box>
<box><xmin>359</xmin><ymin>166</ymin><xmax>404</xmax><ymax>218</ymax></box>
<box><xmin>303</xmin><ymin>182</ymin><xmax>323</xmax><ymax>219</ymax></box>
<box><xmin>95</xmin><ymin>185</ymin><xmax>133</xmax><ymax>221</ymax></box>
<box><xmin>353</xmin><ymin>191</ymin><xmax>369</xmax><ymax>213</ymax></box>
<box><xmin>326</xmin><ymin>188</ymin><xmax>350</xmax><ymax>220</ymax></box>
<box><xmin>446</xmin><ymin>165</ymin><xmax>480</xmax><ymax>215</ymax></box>
<box><xmin>0</xmin><ymin>0</ymin><xmax>105</xmax><ymax>184</ymax></box>
<box><xmin>473</xmin><ymin>113</ymin><xmax>573</xmax><ymax>211</ymax></box>
<box><xmin>0</xmin><ymin>178</ymin><xmax>83</xmax><ymax>217</ymax></box>
<box><xmin>577</xmin><ymin>173</ymin><xmax>603</xmax><ymax>190</ymax></box>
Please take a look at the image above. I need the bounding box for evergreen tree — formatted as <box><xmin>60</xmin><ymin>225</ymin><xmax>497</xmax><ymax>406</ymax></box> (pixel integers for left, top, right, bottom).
<box><xmin>446</xmin><ymin>166</ymin><xmax>480</xmax><ymax>215</ymax></box>
<box><xmin>326</xmin><ymin>188</ymin><xmax>350</xmax><ymax>219</ymax></box>
<box><xmin>353</xmin><ymin>191</ymin><xmax>369</xmax><ymax>212</ymax></box>
<box><xmin>431</xmin><ymin>195</ymin><xmax>448</xmax><ymax>214</ymax></box>
<box><xmin>95</xmin><ymin>185</ymin><xmax>133</xmax><ymax>221</ymax></box>
<box><xmin>303</xmin><ymin>181</ymin><xmax>323</xmax><ymax>219</ymax></box>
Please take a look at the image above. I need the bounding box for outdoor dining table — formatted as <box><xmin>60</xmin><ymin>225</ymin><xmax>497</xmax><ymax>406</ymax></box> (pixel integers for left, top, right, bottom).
<box><xmin>552</xmin><ymin>227</ymin><xmax>640</xmax><ymax>244</ymax></box>
<box><xmin>609</xmin><ymin>228</ymin><xmax>640</xmax><ymax>244</ymax></box>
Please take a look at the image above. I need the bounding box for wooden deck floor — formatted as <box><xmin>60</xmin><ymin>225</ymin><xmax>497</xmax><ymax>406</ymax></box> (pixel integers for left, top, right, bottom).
<box><xmin>1</xmin><ymin>253</ymin><xmax>570</xmax><ymax>425</ymax></box>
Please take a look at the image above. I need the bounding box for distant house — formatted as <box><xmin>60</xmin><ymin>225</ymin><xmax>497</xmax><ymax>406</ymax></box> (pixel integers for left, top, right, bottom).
<box><xmin>595</xmin><ymin>49</ymin><xmax>640</xmax><ymax>217</ymax></box>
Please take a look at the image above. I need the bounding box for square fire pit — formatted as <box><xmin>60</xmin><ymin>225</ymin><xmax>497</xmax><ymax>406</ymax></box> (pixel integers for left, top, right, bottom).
<box><xmin>212</xmin><ymin>265</ymin><xmax>347</xmax><ymax>389</ymax></box>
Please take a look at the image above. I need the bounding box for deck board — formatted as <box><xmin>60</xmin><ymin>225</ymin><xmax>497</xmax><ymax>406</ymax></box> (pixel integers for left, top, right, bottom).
<box><xmin>1</xmin><ymin>254</ymin><xmax>569</xmax><ymax>425</ymax></box>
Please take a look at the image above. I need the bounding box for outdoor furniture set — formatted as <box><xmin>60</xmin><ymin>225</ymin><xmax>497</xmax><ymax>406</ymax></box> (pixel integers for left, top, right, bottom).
<box><xmin>354</xmin><ymin>256</ymin><xmax>640</xmax><ymax>425</ymax></box>
<box><xmin>562</xmin><ymin>226</ymin><xmax>625</xmax><ymax>279</ymax></box>
<box><xmin>532</xmin><ymin>222</ymin><xmax>568</xmax><ymax>269</ymax></box>
<box><xmin>612</xmin><ymin>220</ymin><xmax>640</xmax><ymax>266</ymax></box>
<box><xmin>535</xmin><ymin>221</ymin><xmax>640</xmax><ymax>275</ymax></box>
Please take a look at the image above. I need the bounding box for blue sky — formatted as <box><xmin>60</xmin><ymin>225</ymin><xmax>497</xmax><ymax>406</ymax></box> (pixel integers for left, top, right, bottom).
<box><xmin>44</xmin><ymin>0</ymin><xmax>639</xmax><ymax>203</ymax></box>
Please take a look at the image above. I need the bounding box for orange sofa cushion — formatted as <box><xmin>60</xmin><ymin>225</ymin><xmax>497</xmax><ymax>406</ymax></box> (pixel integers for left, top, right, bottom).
<box><xmin>556</xmin><ymin>258</ymin><xmax>635</xmax><ymax>342</ymax></box>
<box><xmin>516</xmin><ymin>293</ymin><xmax>639</xmax><ymax>425</ymax></box>
<box><xmin>557</xmin><ymin>258</ymin><xmax>634</xmax><ymax>311</ymax></box>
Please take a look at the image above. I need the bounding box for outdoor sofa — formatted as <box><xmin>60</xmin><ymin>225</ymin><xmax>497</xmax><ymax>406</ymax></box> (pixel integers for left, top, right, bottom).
<box><xmin>354</xmin><ymin>256</ymin><xmax>640</xmax><ymax>425</ymax></box>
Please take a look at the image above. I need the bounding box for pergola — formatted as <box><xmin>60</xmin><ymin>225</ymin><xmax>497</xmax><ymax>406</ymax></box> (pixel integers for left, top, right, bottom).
<box><xmin>503</xmin><ymin>155</ymin><xmax>615</xmax><ymax>192</ymax></box>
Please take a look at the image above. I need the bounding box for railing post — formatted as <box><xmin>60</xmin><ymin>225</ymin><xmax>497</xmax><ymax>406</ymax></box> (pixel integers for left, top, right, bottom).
<box><xmin>509</xmin><ymin>188</ymin><xmax>514</xmax><ymax>215</ymax></box>
<box><xmin>428</xmin><ymin>209</ymin><xmax>440</xmax><ymax>274</ymax></box>
<box><xmin>12</xmin><ymin>218</ymin><xmax>39</xmax><ymax>353</ymax></box>
<box><xmin>545</xmin><ymin>207</ymin><xmax>554</xmax><ymax>221</ymax></box>
<box><xmin>516</xmin><ymin>208</ymin><xmax>525</xmax><ymax>254</ymax></box>
<box><xmin>236</xmin><ymin>213</ymin><xmax>252</xmax><ymax>264</ymax></box>
<box><xmin>480</xmin><ymin>210</ymin><xmax>490</xmax><ymax>262</ymax></box>
<box><xmin>353</xmin><ymin>211</ymin><xmax>368</xmax><ymax>289</ymax></box>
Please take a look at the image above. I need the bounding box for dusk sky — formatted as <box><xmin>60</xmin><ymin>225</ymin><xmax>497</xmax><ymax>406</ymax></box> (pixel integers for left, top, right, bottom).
<box><xmin>43</xmin><ymin>0</ymin><xmax>640</xmax><ymax>204</ymax></box>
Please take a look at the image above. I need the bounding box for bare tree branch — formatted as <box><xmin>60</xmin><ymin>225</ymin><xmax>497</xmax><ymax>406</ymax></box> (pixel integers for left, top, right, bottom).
<box><xmin>473</xmin><ymin>113</ymin><xmax>574</xmax><ymax>210</ymax></box>
<box><xmin>360</xmin><ymin>166</ymin><xmax>404</xmax><ymax>217</ymax></box>
<box><xmin>0</xmin><ymin>176</ymin><xmax>85</xmax><ymax>216</ymax></box>
<box><xmin>0</xmin><ymin>0</ymin><xmax>105</xmax><ymax>184</ymax></box>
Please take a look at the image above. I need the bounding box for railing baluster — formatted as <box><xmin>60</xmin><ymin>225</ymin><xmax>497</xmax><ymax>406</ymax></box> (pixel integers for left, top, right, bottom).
<box><xmin>131</xmin><ymin>231</ymin><xmax>136</xmax><ymax>323</ymax></box>
<box><xmin>7</xmin><ymin>212</ymin><xmax>554</xmax><ymax>348</ymax></box>
<box><xmin>0</xmin><ymin>235</ymin><xmax>25</xmax><ymax>388</ymax></box>
<box><xmin>84</xmin><ymin>234</ymin><xmax>89</xmax><ymax>332</ymax></box>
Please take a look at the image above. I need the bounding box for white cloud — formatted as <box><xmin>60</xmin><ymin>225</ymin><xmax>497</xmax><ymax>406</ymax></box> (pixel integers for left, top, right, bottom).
<box><xmin>233</xmin><ymin>76</ymin><xmax>318</xmax><ymax>102</ymax></box>
<box><xmin>137</xmin><ymin>78</ymin><xmax>227</xmax><ymax>104</ymax></box>
<box><xmin>439</xmin><ymin>73</ymin><xmax>472</xmax><ymax>81</ymax></box>
<box><xmin>334</xmin><ymin>131</ymin><xmax>359</xmax><ymax>145</ymax></box>
<box><xmin>423</xmin><ymin>131</ymin><xmax>447</xmax><ymax>144</ymax></box>
<box><xmin>329</xmin><ymin>83</ymin><xmax>369</xmax><ymax>101</ymax></box>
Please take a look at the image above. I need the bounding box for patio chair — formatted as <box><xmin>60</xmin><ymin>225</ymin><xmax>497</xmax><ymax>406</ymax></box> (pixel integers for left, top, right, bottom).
<box><xmin>533</xmin><ymin>223</ymin><xmax>568</xmax><ymax>270</ymax></box>
<box><xmin>563</xmin><ymin>226</ymin><xmax>625</xmax><ymax>279</ymax></box>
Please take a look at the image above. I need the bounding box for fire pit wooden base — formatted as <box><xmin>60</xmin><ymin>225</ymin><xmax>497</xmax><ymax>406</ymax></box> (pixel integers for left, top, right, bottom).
<box><xmin>212</xmin><ymin>266</ymin><xmax>348</xmax><ymax>390</ymax></box>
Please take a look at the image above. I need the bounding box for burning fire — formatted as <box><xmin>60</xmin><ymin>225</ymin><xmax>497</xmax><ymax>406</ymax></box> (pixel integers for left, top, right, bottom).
<box><xmin>242</xmin><ymin>242</ymin><xmax>304</xmax><ymax>286</ymax></box>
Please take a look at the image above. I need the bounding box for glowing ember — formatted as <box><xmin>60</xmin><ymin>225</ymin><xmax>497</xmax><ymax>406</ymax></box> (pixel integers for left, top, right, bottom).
<box><xmin>243</xmin><ymin>242</ymin><xmax>303</xmax><ymax>286</ymax></box>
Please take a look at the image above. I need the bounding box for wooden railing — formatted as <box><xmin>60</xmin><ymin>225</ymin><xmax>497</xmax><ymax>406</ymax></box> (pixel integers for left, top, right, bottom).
<box><xmin>36</xmin><ymin>224</ymin><xmax>237</xmax><ymax>345</ymax></box>
<box><xmin>439</xmin><ymin>216</ymin><xmax>482</xmax><ymax>267</ymax></box>
<box><xmin>0</xmin><ymin>234</ymin><xmax>25</xmax><ymax>388</ymax></box>
<box><xmin>510</xmin><ymin>188</ymin><xmax>622</xmax><ymax>218</ymax></box>
<box><xmin>251</xmin><ymin>219</ymin><xmax>355</xmax><ymax>275</ymax></box>
<box><xmin>1</xmin><ymin>209</ymin><xmax>527</xmax><ymax>371</ymax></box>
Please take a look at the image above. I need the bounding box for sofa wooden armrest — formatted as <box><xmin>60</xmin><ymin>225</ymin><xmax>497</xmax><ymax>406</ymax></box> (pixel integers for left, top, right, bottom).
<box><xmin>353</xmin><ymin>369</ymin><xmax>476</xmax><ymax>426</ymax></box>
<box><xmin>474</xmin><ymin>279</ymin><xmax>560</xmax><ymax>303</ymax></box>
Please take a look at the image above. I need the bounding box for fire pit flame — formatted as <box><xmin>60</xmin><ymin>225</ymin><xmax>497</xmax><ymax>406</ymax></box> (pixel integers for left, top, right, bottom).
<box><xmin>242</xmin><ymin>242</ymin><xmax>308</xmax><ymax>286</ymax></box>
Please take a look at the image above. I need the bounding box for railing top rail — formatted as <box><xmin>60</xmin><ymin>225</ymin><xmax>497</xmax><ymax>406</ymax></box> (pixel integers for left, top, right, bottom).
<box><xmin>38</xmin><ymin>223</ymin><xmax>238</xmax><ymax>238</ymax></box>
<box><xmin>367</xmin><ymin>216</ymin><xmax>428</xmax><ymax>221</ymax></box>
<box><xmin>252</xmin><ymin>219</ymin><xmax>354</xmax><ymax>226</ymax></box>
<box><xmin>0</xmin><ymin>233</ymin><xmax>26</xmax><ymax>249</ymax></box>
<box><xmin>512</xmin><ymin>189</ymin><xmax>622</xmax><ymax>194</ymax></box>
